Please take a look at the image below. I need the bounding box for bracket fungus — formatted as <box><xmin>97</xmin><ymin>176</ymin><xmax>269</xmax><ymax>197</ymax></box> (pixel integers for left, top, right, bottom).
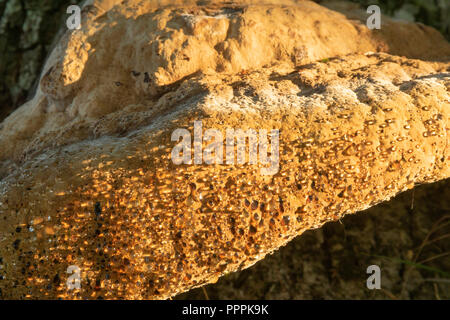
<box><xmin>0</xmin><ymin>0</ymin><xmax>449</xmax><ymax>299</ymax></box>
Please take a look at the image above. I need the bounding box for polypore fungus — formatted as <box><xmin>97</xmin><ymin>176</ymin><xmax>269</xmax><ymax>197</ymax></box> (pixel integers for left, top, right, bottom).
<box><xmin>0</xmin><ymin>0</ymin><xmax>449</xmax><ymax>299</ymax></box>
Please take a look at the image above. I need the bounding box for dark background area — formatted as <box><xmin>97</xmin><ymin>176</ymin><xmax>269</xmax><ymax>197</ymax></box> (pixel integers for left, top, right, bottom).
<box><xmin>0</xmin><ymin>0</ymin><xmax>449</xmax><ymax>299</ymax></box>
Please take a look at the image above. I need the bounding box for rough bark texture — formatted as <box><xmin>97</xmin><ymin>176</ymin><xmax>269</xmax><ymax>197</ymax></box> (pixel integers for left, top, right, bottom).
<box><xmin>0</xmin><ymin>0</ymin><xmax>449</xmax><ymax>300</ymax></box>
<box><xmin>0</xmin><ymin>0</ymin><xmax>82</xmax><ymax>121</ymax></box>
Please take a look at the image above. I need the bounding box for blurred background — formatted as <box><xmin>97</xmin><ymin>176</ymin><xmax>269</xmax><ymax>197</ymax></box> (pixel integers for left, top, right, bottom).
<box><xmin>0</xmin><ymin>0</ymin><xmax>449</xmax><ymax>299</ymax></box>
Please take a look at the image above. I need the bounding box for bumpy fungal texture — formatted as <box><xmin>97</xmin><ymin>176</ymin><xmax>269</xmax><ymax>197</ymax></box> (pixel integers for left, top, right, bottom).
<box><xmin>0</xmin><ymin>0</ymin><xmax>449</xmax><ymax>299</ymax></box>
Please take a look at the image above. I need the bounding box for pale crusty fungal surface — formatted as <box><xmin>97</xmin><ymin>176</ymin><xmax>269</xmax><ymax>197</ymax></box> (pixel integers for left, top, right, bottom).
<box><xmin>0</xmin><ymin>0</ymin><xmax>449</xmax><ymax>299</ymax></box>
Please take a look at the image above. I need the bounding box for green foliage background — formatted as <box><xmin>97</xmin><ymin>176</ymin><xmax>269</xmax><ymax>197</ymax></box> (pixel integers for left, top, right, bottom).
<box><xmin>347</xmin><ymin>0</ymin><xmax>450</xmax><ymax>39</ymax></box>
